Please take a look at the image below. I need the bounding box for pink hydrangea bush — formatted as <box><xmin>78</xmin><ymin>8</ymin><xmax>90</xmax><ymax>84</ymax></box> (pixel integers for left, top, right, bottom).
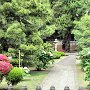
<box><xmin>0</xmin><ymin>54</ymin><xmax>10</xmax><ymax>63</ymax></box>
<box><xmin>0</xmin><ymin>54</ymin><xmax>13</xmax><ymax>82</ymax></box>
<box><xmin>0</xmin><ymin>61</ymin><xmax>12</xmax><ymax>74</ymax></box>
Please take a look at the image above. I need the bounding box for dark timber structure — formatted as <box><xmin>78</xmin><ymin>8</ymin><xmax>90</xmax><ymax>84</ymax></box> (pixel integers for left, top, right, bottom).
<box><xmin>44</xmin><ymin>31</ymin><xmax>76</xmax><ymax>52</ymax></box>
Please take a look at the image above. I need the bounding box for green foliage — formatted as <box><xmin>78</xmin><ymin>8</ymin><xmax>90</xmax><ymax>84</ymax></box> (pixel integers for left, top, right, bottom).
<box><xmin>84</xmin><ymin>63</ymin><xmax>90</xmax><ymax>87</ymax></box>
<box><xmin>8</xmin><ymin>48</ymin><xmax>16</xmax><ymax>53</ymax></box>
<box><xmin>0</xmin><ymin>29</ymin><xmax>4</xmax><ymax>38</ymax></box>
<box><xmin>53</xmin><ymin>51</ymin><xmax>65</xmax><ymax>59</ymax></box>
<box><xmin>34</xmin><ymin>51</ymin><xmax>53</xmax><ymax>71</ymax></box>
<box><xmin>6</xmin><ymin>22</ymin><xmax>26</xmax><ymax>45</ymax></box>
<box><xmin>50</xmin><ymin>0</ymin><xmax>88</xmax><ymax>51</ymax></box>
<box><xmin>0</xmin><ymin>0</ymin><xmax>55</xmax><ymax>66</ymax></box>
<box><xmin>80</xmin><ymin>58</ymin><xmax>90</xmax><ymax>71</ymax></box>
<box><xmin>79</xmin><ymin>48</ymin><xmax>90</xmax><ymax>86</ymax></box>
<box><xmin>20</xmin><ymin>44</ymin><xmax>37</xmax><ymax>54</ymax></box>
<box><xmin>73</xmin><ymin>14</ymin><xmax>90</xmax><ymax>50</ymax></box>
<box><xmin>85</xmin><ymin>63</ymin><xmax>90</xmax><ymax>81</ymax></box>
<box><xmin>40</xmin><ymin>25</ymin><xmax>56</xmax><ymax>38</ymax></box>
<box><xmin>20</xmin><ymin>44</ymin><xmax>37</xmax><ymax>67</ymax></box>
<box><xmin>59</xmin><ymin>52</ymin><xmax>65</xmax><ymax>56</ymax></box>
<box><xmin>34</xmin><ymin>59</ymin><xmax>44</xmax><ymax>71</ymax></box>
<box><xmin>79</xmin><ymin>48</ymin><xmax>90</xmax><ymax>59</ymax></box>
<box><xmin>53</xmin><ymin>53</ymin><xmax>61</xmax><ymax>59</ymax></box>
<box><xmin>10</xmin><ymin>59</ymin><xmax>19</xmax><ymax>67</ymax></box>
<box><xmin>43</xmin><ymin>42</ymin><xmax>53</xmax><ymax>52</ymax></box>
<box><xmin>7</xmin><ymin>48</ymin><xmax>16</xmax><ymax>57</ymax></box>
<box><xmin>79</xmin><ymin>48</ymin><xmax>90</xmax><ymax>69</ymax></box>
<box><xmin>6</xmin><ymin>67</ymin><xmax>24</xmax><ymax>85</ymax></box>
<box><xmin>19</xmin><ymin>42</ymin><xmax>54</xmax><ymax>67</ymax></box>
<box><xmin>73</xmin><ymin>14</ymin><xmax>90</xmax><ymax>86</ymax></box>
<box><xmin>28</xmin><ymin>33</ymin><xmax>43</xmax><ymax>45</ymax></box>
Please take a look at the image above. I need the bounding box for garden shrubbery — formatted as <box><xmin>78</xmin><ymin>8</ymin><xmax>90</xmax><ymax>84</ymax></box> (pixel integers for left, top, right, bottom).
<box><xmin>35</xmin><ymin>51</ymin><xmax>53</xmax><ymax>71</ymax></box>
<box><xmin>79</xmin><ymin>48</ymin><xmax>90</xmax><ymax>86</ymax></box>
<box><xmin>0</xmin><ymin>54</ymin><xmax>24</xmax><ymax>86</ymax></box>
<box><xmin>34</xmin><ymin>50</ymin><xmax>65</xmax><ymax>70</ymax></box>
<box><xmin>10</xmin><ymin>58</ymin><xmax>19</xmax><ymax>66</ymax></box>
<box><xmin>53</xmin><ymin>51</ymin><xmax>65</xmax><ymax>59</ymax></box>
<box><xmin>73</xmin><ymin>15</ymin><xmax>90</xmax><ymax>87</ymax></box>
<box><xmin>0</xmin><ymin>54</ymin><xmax>13</xmax><ymax>82</ymax></box>
<box><xmin>6</xmin><ymin>67</ymin><xmax>24</xmax><ymax>85</ymax></box>
<box><xmin>79</xmin><ymin>48</ymin><xmax>90</xmax><ymax>70</ymax></box>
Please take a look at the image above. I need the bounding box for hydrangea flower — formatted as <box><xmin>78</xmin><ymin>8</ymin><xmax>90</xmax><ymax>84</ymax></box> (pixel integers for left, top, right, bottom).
<box><xmin>0</xmin><ymin>54</ymin><xmax>10</xmax><ymax>63</ymax></box>
<box><xmin>0</xmin><ymin>54</ymin><xmax>13</xmax><ymax>82</ymax></box>
<box><xmin>0</xmin><ymin>61</ymin><xmax>12</xmax><ymax>74</ymax></box>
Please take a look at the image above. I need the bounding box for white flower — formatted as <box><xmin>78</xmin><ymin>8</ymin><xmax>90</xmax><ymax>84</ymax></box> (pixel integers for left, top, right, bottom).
<box><xmin>88</xmin><ymin>51</ymin><xmax>90</xmax><ymax>55</ymax></box>
<box><xmin>23</xmin><ymin>67</ymin><xmax>30</xmax><ymax>73</ymax></box>
<box><xmin>48</xmin><ymin>52</ymin><xmax>53</xmax><ymax>56</ymax></box>
<box><xmin>42</xmin><ymin>50</ymin><xmax>46</xmax><ymax>54</ymax></box>
<box><xmin>8</xmin><ymin>56</ymin><xmax>12</xmax><ymax>60</ymax></box>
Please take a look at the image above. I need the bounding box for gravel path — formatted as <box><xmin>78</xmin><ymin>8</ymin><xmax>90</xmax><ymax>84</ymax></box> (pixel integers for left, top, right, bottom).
<box><xmin>40</xmin><ymin>53</ymin><xmax>79</xmax><ymax>90</ymax></box>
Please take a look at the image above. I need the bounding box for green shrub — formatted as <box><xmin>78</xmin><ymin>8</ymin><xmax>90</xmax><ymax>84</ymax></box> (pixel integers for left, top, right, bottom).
<box><xmin>6</xmin><ymin>67</ymin><xmax>24</xmax><ymax>85</ymax></box>
<box><xmin>80</xmin><ymin>59</ymin><xmax>90</xmax><ymax>70</ymax></box>
<box><xmin>53</xmin><ymin>51</ymin><xmax>65</xmax><ymax>59</ymax></box>
<box><xmin>35</xmin><ymin>59</ymin><xmax>44</xmax><ymax>71</ymax></box>
<box><xmin>11</xmin><ymin>59</ymin><xmax>19</xmax><ymax>67</ymax></box>
<box><xmin>79</xmin><ymin>48</ymin><xmax>90</xmax><ymax>59</ymax></box>
<box><xmin>34</xmin><ymin>51</ymin><xmax>53</xmax><ymax>70</ymax></box>
<box><xmin>43</xmin><ymin>42</ymin><xmax>53</xmax><ymax>52</ymax></box>
<box><xmin>4</xmin><ymin>52</ymin><xmax>11</xmax><ymax>57</ymax></box>
<box><xmin>8</xmin><ymin>48</ymin><xmax>16</xmax><ymax>53</ymax></box>
<box><xmin>79</xmin><ymin>48</ymin><xmax>90</xmax><ymax>69</ymax></box>
<box><xmin>78</xmin><ymin>48</ymin><xmax>90</xmax><ymax>87</ymax></box>
<box><xmin>59</xmin><ymin>52</ymin><xmax>65</xmax><ymax>56</ymax></box>
<box><xmin>53</xmin><ymin>53</ymin><xmax>61</xmax><ymax>59</ymax></box>
<box><xmin>84</xmin><ymin>63</ymin><xmax>90</xmax><ymax>87</ymax></box>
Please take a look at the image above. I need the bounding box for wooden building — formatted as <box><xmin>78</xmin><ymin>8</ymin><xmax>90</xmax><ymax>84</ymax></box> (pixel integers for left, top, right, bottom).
<box><xmin>44</xmin><ymin>31</ymin><xmax>77</xmax><ymax>52</ymax></box>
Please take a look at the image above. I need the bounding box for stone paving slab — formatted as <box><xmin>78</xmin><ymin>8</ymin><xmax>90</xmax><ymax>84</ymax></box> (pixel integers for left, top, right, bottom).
<box><xmin>40</xmin><ymin>54</ymin><xmax>79</xmax><ymax>90</ymax></box>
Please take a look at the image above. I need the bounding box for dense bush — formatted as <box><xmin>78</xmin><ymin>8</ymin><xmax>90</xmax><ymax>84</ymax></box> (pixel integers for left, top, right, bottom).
<box><xmin>35</xmin><ymin>59</ymin><xmax>44</xmax><ymax>71</ymax></box>
<box><xmin>20</xmin><ymin>44</ymin><xmax>38</xmax><ymax>66</ymax></box>
<box><xmin>59</xmin><ymin>52</ymin><xmax>65</xmax><ymax>56</ymax></box>
<box><xmin>79</xmin><ymin>48</ymin><xmax>90</xmax><ymax>69</ymax></box>
<box><xmin>80</xmin><ymin>59</ymin><xmax>90</xmax><ymax>70</ymax></box>
<box><xmin>43</xmin><ymin>42</ymin><xmax>54</xmax><ymax>52</ymax></box>
<box><xmin>35</xmin><ymin>51</ymin><xmax>53</xmax><ymax>71</ymax></box>
<box><xmin>6</xmin><ymin>67</ymin><xmax>24</xmax><ymax>85</ymax></box>
<box><xmin>53</xmin><ymin>51</ymin><xmax>65</xmax><ymax>59</ymax></box>
<box><xmin>53</xmin><ymin>52</ymin><xmax>61</xmax><ymax>59</ymax></box>
<box><xmin>79</xmin><ymin>48</ymin><xmax>90</xmax><ymax>87</ymax></box>
<box><xmin>10</xmin><ymin>59</ymin><xmax>19</xmax><ymax>67</ymax></box>
<box><xmin>84</xmin><ymin>63</ymin><xmax>90</xmax><ymax>87</ymax></box>
<box><xmin>0</xmin><ymin>54</ymin><xmax>13</xmax><ymax>82</ymax></box>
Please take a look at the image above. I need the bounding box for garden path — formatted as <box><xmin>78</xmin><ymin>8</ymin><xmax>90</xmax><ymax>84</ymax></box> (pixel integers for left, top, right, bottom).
<box><xmin>40</xmin><ymin>53</ymin><xmax>79</xmax><ymax>90</ymax></box>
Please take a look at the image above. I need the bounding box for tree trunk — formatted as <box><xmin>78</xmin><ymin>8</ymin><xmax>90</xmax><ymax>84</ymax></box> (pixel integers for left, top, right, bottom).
<box><xmin>62</xmin><ymin>30</ymin><xmax>71</xmax><ymax>52</ymax></box>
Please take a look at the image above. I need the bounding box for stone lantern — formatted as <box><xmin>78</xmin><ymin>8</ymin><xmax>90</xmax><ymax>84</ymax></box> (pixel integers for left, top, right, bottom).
<box><xmin>53</xmin><ymin>39</ymin><xmax>58</xmax><ymax>51</ymax></box>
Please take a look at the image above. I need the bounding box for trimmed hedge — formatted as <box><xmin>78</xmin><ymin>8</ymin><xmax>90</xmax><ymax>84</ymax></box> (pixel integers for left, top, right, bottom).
<box><xmin>53</xmin><ymin>51</ymin><xmax>65</xmax><ymax>59</ymax></box>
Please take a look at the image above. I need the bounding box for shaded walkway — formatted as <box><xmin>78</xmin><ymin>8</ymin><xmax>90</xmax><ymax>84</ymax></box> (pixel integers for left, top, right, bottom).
<box><xmin>40</xmin><ymin>53</ymin><xmax>79</xmax><ymax>90</ymax></box>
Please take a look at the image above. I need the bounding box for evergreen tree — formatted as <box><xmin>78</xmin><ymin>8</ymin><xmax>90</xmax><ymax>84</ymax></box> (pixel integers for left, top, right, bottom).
<box><xmin>0</xmin><ymin>0</ymin><xmax>55</xmax><ymax>68</ymax></box>
<box><xmin>0</xmin><ymin>0</ymin><xmax>55</xmax><ymax>50</ymax></box>
<box><xmin>50</xmin><ymin>0</ymin><xmax>88</xmax><ymax>51</ymax></box>
<box><xmin>72</xmin><ymin>14</ymin><xmax>90</xmax><ymax>50</ymax></box>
